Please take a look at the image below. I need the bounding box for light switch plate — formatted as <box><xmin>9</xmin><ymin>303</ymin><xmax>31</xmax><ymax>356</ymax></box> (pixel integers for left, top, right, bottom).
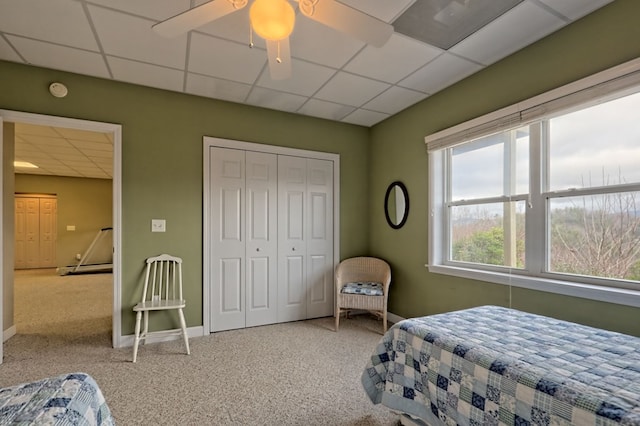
<box><xmin>151</xmin><ymin>219</ymin><xmax>166</xmax><ymax>232</ymax></box>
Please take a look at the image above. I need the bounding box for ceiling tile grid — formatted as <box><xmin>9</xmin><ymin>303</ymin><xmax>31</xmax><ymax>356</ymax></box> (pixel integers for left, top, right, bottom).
<box><xmin>0</xmin><ymin>0</ymin><xmax>614</xmax><ymax>177</ymax></box>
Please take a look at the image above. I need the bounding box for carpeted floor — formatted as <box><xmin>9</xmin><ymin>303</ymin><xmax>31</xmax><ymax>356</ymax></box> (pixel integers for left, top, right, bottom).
<box><xmin>1</xmin><ymin>269</ymin><xmax>399</xmax><ymax>425</ymax></box>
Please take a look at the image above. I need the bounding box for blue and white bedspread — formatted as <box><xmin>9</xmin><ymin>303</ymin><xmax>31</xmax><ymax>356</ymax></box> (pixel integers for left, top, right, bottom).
<box><xmin>0</xmin><ymin>372</ymin><xmax>114</xmax><ymax>425</ymax></box>
<box><xmin>362</xmin><ymin>305</ymin><xmax>640</xmax><ymax>426</ymax></box>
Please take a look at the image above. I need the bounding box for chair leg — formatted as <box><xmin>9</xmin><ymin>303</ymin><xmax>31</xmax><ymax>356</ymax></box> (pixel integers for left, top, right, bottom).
<box><xmin>335</xmin><ymin>309</ymin><xmax>340</xmax><ymax>332</ymax></box>
<box><xmin>178</xmin><ymin>308</ymin><xmax>190</xmax><ymax>355</ymax></box>
<box><xmin>383</xmin><ymin>310</ymin><xmax>388</xmax><ymax>334</ymax></box>
<box><xmin>142</xmin><ymin>311</ymin><xmax>149</xmax><ymax>345</ymax></box>
<box><xmin>132</xmin><ymin>311</ymin><xmax>142</xmax><ymax>363</ymax></box>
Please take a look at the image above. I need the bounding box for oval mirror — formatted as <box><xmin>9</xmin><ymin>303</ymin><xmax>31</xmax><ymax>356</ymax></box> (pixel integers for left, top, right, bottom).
<box><xmin>384</xmin><ymin>181</ymin><xmax>409</xmax><ymax>229</ymax></box>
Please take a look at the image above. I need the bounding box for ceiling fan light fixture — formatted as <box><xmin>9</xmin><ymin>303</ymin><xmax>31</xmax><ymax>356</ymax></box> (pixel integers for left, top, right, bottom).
<box><xmin>250</xmin><ymin>0</ymin><xmax>295</xmax><ymax>41</ymax></box>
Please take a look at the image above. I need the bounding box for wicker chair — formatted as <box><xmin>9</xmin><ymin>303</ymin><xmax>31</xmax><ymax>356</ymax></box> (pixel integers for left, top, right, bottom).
<box><xmin>335</xmin><ymin>257</ymin><xmax>391</xmax><ymax>333</ymax></box>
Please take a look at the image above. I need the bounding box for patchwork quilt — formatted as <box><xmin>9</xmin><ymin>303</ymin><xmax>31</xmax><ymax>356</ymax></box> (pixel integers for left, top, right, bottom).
<box><xmin>0</xmin><ymin>372</ymin><xmax>115</xmax><ymax>425</ymax></box>
<box><xmin>362</xmin><ymin>305</ymin><xmax>640</xmax><ymax>426</ymax></box>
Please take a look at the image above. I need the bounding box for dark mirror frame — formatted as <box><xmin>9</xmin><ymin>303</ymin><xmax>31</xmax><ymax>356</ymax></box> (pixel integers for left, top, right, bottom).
<box><xmin>384</xmin><ymin>181</ymin><xmax>409</xmax><ymax>229</ymax></box>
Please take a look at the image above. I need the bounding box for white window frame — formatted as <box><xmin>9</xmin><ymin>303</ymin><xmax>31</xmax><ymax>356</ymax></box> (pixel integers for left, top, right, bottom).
<box><xmin>426</xmin><ymin>57</ymin><xmax>640</xmax><ymax>308</ymax></box>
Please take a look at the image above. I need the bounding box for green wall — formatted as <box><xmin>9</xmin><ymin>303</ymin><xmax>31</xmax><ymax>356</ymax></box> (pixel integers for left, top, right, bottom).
<box><xmin>0</xmin><ymin>60</ymin><xmax>371</xmax><ymax>335</ymax></box>
<box><xmin>369</xmin><ymin>0</ymin><xmax>640</xmax><ymax>336</ymax></box>
<box><xmin>14</xmin><ymin>174</ymin><xmax>113</xmax><ymax>267</ymax></box>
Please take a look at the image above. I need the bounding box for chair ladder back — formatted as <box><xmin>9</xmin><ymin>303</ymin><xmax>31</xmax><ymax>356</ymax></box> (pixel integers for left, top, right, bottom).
<box><xmin>145</xmin><ymin>254</ymin><xmax>183</xmax><ymax>303</ymax></box>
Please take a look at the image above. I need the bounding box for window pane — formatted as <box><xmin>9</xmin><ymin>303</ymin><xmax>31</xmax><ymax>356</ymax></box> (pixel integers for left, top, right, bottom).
<box><xmin>451</xmin><ymin>127</ymin><xmax>529</xmax><ymax>200</ymax></box>
<box><xmin>450</xmin><ymin>201</ymin><xmax>526</xmax><ymax>267</ymax></box>
<box><xmin>549</xmin><ymin>192</ymin><xmax>640</xmax><ymax>281</ymax></box>
<box><xmin>548</xmin><ymin>91</ymin><xmax>640</xmax><ymax>191</ymax></box>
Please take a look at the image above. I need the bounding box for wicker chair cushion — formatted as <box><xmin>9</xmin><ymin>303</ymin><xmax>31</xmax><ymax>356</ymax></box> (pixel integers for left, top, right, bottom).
<box><xmin>340</xmin><ymin>281</ymin><xmax>384</xmax><ymax>296</ymax></box>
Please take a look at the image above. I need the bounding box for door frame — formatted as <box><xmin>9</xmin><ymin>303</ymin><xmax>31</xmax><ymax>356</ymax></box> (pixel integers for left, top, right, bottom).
<box><xmin>202</xmin><ymin>137</ymin><xmax>340</xmax><ymax>334</ymax></box>
<box><xmin>0</xmin><ymin>109</ymin><xmax>123</xmax><ymax>350</ymax></box>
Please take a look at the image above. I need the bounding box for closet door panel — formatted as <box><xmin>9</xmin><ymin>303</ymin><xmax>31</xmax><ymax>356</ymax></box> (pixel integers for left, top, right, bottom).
<box><xmin>39</xmin><ymin>198</ymin><xmax>57</xmax><ymax>267</ymax></box>
<box><xmin>306</xmin><ymin>159</ymin><xmax>334</xmax><ymax>318</ymax></box>
<box><xmin>245</xmin><ymin>151</ymin><xmax>278</xmax><ymax>327</ymax></box>
<box><xmin>278</xmin><ymin>155</ymin><xmax>307</xmax><ymax>322</ymax></box>
<box><xmin>14</xmin><ymin>198</ymin><xmax>28</xmax><ymax>269</ymax></box>
<box><xmin>25</xmin><ymin>198</ymin><xmax>40</xmax><ymax>269</ymax></box>
<box><xmin>210</xmin><ymin>147</ymin><xmax>246</xmax><ymax>332</ymax></box>
<box><xmin>220</xmin><ymin>258</ymin><xmax>242</xmax><ymax>313</ymax></box>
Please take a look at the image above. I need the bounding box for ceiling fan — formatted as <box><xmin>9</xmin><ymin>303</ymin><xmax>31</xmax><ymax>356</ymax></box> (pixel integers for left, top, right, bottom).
<box><xmin>152</xmin><ymin>0</ymin><xmax>394</xmax><ymax>80</ymax></box>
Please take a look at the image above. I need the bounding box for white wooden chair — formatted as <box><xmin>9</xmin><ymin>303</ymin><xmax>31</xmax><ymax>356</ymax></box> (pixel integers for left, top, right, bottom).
<box><xmin>335</xmin><ymin>257</ymin><xmax>392</xmax><ymax>333</ymax></box>
<box><xmin>132</xmin><ymin>254</ymin><xmax>190</xmax><ymax>362</ymax></box>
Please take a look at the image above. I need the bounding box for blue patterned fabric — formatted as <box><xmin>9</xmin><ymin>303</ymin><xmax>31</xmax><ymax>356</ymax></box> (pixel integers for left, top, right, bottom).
<box><xmin>0</xmin><ymin>372</ymin><xmax>115</xmax><ymax>425</ymax></box>
<box><xmin>341</xmin><ymin>282</ymin><xmax>384</xmax><ymax>296</ymax></box>
<box><xmin>362</xmin><ymin>305</ymin><xmax>640</xmax><ymax>425</ymax></box>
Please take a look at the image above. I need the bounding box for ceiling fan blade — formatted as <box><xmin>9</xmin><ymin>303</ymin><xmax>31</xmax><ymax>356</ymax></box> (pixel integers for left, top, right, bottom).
<box><xmin>266</xmin><ymin>38</ymin><xmax>292</xmax><ymax>80</ymax></box>
<box><xmin>152</xmin><ymin>0</ymin><xmax>247</xmax><ymax>38</ymax></box>
<box><xmin>298</xmin><ymin>0</ymin><xmax>393</xmax><ymax>47</ymax></box>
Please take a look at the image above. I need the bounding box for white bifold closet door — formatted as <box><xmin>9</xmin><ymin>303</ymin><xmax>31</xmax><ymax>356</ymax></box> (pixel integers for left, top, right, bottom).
<box><xmin>210</xmin><ymin>148</ymin><xmax>278</xmax><ymax>332</ymax></box>
<box><xmin>277</xmin><ymin>155</ymin><xmax>334</xmax><ymax>322</ymax></box>
<box><xmin>209</xmin><ymin>147</ymin><xmax>334</xmax><ymax>332</ymax></box>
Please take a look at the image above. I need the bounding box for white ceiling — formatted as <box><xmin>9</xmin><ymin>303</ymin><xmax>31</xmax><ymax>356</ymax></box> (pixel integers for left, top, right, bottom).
<box><xmin>1</xmin><ymin>0</ymin><xmax>614</xmax><ymax>178</ymax></box>
<box><xmin>13</xmin><ymin>123</ymin><xmax>113</xmax><ymax>179</ymax></box>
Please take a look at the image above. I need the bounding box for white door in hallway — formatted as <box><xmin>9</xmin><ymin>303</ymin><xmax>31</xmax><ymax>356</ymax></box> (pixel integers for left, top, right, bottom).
<box><xmin>15</xmin><ymin>195</ymin><xmax>57</xmax><ymax>269</ymax></box>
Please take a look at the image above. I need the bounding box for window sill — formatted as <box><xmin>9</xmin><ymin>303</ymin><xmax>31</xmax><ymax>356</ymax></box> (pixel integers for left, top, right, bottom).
<box><xmin>427</xmin><ymin>264</ymin><xmax>640</xmax><ymax>308</ymax></box>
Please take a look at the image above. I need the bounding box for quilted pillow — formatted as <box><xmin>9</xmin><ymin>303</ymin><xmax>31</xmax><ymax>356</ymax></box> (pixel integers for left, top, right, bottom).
<box><xmin>341</xmin><ymin>281</ymin><xmax>384</xmax><ymax>296</ymax></box>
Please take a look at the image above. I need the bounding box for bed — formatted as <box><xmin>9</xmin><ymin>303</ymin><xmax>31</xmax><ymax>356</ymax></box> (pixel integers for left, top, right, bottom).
<box><xmin>362</xmin><ymin>305</ymin><xmax>640</xmax><ymax>425</ymax></box>
<box><xmin>0</xmin><ymin>372</ymin><xmax>114</xmax><ymax>425</ymax></box>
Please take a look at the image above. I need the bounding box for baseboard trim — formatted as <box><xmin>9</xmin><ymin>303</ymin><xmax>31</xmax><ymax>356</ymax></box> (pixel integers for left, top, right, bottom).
<box><xmin>3</xmin><ymin>325</ymin><xmax>16</xmax><ymax>342</ymax></box>
<box><xmin>119</xmin><ymin>325</ymin><xmax>204</xmax><ymax>348</ymax></box>
<box><xmin>117</xmin><ymin>314</ymin><xmax>406</xmax><ymax>348</ymax></box>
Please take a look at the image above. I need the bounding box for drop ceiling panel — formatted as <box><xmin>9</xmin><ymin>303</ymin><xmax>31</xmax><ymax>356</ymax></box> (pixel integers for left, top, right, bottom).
<box><xmin>0</xmin><ymin>37</ymin><xmax>22</xmax><ymax>62</ymax></box>
<box><xmin>539</xmin><ymin>0</ymin><xmax>614</xmax><ymax>20</ymax></box>
<box><xmin>298</xmin><ymin>99</ymin><xmax>356</xmax><ymax>121</ymax></box>
<box><xmin>55</xmin><ymin>127</ymin><xmax>112</xmax><ymax>143</ymax></box>
<box><xmin>256</xmin><ymin>59</ymin><xmax>336</xmax><ymax>96</ymax></box>
<box><xmin>79</xmin><ymin>149</ymin><xmax>112</xmax><ymax>158</ymax></box>
<box><xmin>108</xmin><ymin>56</ymin><xmax>185</xmax><ymax>92</ymax></box>
<box><xmin>450</xmin><ymin>1</ymin><xmax>566</xmax><ymax>66</ymax></box>
<box><xmin>194</xmin><ymin>7</ymin><xmax>266</xmax><ymax>48</ymax></box>
<box><xmin>185</xmin><ymin>73</ymin><xmax>253</xmax><ymax>103</ymax></box>
<box><xmin>6</xmin><ymin>36</ymin><xmax>110</xmax><ymax>78</ymax></box>
<box><xmin>314</xmin><ymin>72</ymin><xmax>390</xmax><ymax>107</ymax></box>
<box><xmin>188</xmin><ymin>32</ymin><xmax>266</xmax><ymax>84</ymax></box>
<box><xmin>344</xmin><ymin>34</ymin><xmax>442</xmax><ymax>83</ymax></box>
<box><xmin>338</xmin><ymin>0</ymin><xmax>416</xmax><ymax>23</ymax></box>
<box><xmin>341</xmin><ymin>109</ymin><xmax>390</xmax><ymax>127</ymax></box>
<box><xmin>86</xmin><ymin>0</ymin><xmax>191</xmax><ymax>21</ymax></box>
<box><xmin>246</xmin><ymin>87</ymin><xmax>307</xmax><ymax>112</ymax></box>
<box><xmin>399</xmin><ymin>52</ymin><xmax>483</xmax><ymax>94</ymax></box>
<box><xmin>0</xmin><ymin>0</ymin><xmax>98</xmax><ymax>50</ymax></box>
<box><xmin>362</xmin><ymin>86</ymin><xmax>427</xmax><ymax>115</ymax></box>
<box><xmin>16</xmin><ymin>123</ymin><xmax>61</xmax><ymax>137</ymax></box>
<box><xmin>288</xmin><ymin>18</ymin><xmax>364</xmax><ymax>68</ymax></box>
<box><xmin>89</xmin><ymin>5</ymin><xmax>188</xmax><ymax>69</ymax></box>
